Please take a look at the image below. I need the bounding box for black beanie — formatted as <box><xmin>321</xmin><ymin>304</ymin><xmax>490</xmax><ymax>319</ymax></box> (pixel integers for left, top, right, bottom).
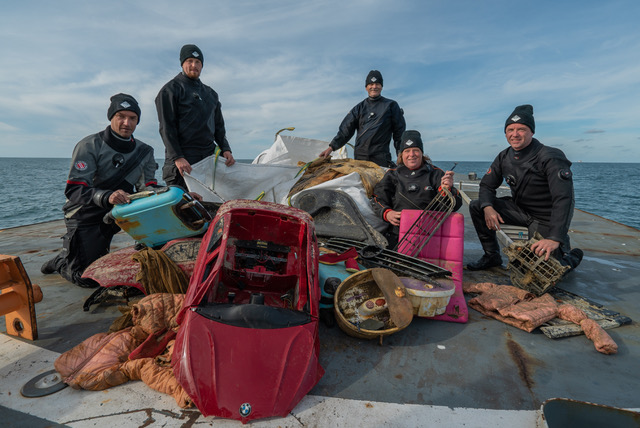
<box><xmin>107</xmin><ymin>93</ymin><xmax>141</xmax><ymax>123</ymax></box>
<box><xmin>366</xmin><ymin>70</ymin><xmax>383</xmax><ymax>87</ymax></box>
<box><xmin>399</xmin><ymin>130</ymin><xmax>423</xmax><ymax>153</ymax></box>
<box><xmin>180</xmin><ymin>44</ymin><xmax>204</xmax><ymax>65</ymax></box>
<box><xmin>505</xmin><ymin>104</ymin><xmax>535</xmax><ymax>133</ymax></box>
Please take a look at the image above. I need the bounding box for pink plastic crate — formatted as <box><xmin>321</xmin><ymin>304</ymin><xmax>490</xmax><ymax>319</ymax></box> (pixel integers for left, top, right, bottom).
<box><xmin>399</xmin><ymin>211</ymin><xmax>467</xmax><ymax>323</ymax></box>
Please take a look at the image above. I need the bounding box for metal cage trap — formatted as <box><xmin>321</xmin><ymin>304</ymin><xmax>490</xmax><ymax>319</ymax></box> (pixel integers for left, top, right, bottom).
<box><xmin>394</xmin><ymin>187</ymin><xmax>456</xmax><ymax>257</ymax></box>
<box><xmin>503</xmin><ymin>232</ymin><xmax>570</xmax><ymax>296</ymax></box>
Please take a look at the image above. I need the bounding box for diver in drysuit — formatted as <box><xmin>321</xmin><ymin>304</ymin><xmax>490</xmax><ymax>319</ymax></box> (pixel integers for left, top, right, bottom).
<box><xmin>467</xmin><ymin>104</ymin><xmax>583</xmax><ymax>271</ymax></box>
<box><xmin>372</xmin><ymin>130</ymin><xmax>462</xmax><ymax>248</ymax></box>
<box><xmin>41</xmin><ymin>94</ymin><xmax>159</xmax><ymax>288</ymax></box>
<box><xmin>319</xmin><ymin>70</ymin><xmax>406</xmax><ymax>168</ymax></box>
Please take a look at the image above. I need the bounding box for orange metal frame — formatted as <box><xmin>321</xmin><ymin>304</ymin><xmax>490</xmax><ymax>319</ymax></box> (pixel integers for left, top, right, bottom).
<box><xmin>0</xmin><ymin>255</ymin><xmax>42</xmax><ymax>340</ymax></box>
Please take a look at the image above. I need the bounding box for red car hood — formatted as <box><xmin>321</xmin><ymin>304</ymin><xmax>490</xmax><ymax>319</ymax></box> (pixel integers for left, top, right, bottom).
<box><xmin>172</xmin><ymin>309</ymin><xmax>324</xmax><ymax>423</ymax></box>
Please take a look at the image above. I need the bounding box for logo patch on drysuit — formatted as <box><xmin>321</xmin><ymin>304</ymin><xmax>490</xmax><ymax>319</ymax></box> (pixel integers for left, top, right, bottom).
<box><xmin>74</xmin><ymin>161</ymin><xmax>88</xmax><ymax>171</ymax></box>
<box><xmin>112</xmin><ymin>153</ymin><xmax>125</xmax><ymax>168</ymax></box>
<box><xmin>408</xmin><ymin>184</ymin><xmax>418</xmax><ymax>192</ymax></box>
<box><xmin>486</xmin><ymin>167</ymin><xmax>492</xmax><ymax>175</ymax></box>
<box><xmin>558</xmin><ymin>169</ymin><xmax>572</xmax><ymax>180</ymax></box>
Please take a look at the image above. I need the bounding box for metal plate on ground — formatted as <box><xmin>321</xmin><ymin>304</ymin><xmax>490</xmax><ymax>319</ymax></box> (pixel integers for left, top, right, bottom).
<box><xmin>21</xmin><ymin>369</ymin><xmax>68</xmax><ymax>397</ymax></box>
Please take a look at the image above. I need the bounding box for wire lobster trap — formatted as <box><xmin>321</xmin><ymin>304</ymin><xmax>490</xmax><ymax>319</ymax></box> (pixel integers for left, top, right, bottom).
<box><xmin>394</xmin><ymin>187</ymin><xmax>456</xmax><ymax>257</ymax></box>
<box><xmin>503</xmin><ymin>232</ymin><xmax>570</xmax><ymax>296</ymax></box>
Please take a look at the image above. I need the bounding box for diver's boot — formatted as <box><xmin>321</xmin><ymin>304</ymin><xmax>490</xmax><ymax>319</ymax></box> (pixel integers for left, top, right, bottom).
<box><xmin>69</xmin><ymin>271</ymin><xmax>100</xmax><ymax>289</ymax></box>
<box><xmin>467</xmin><ymin>253</ymin><xmax>503</xmax><ymax>271</ymax></box>
<box><xmin>562</xmin><ymin>248</ymin><xmax>584</xmax><ymax>271</ymax></box>
<box><xmin>75</xmin><ymin>277</ymin><xmax>100</xmax><ymax>289</ymax></box>
<box><xmin>40</xmin><ymin>257</ymin><xmax>58</xmax><ymax>275</ymax></box>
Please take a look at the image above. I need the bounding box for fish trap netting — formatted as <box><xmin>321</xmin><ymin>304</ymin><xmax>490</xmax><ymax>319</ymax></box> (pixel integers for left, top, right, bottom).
<box><xmin>503</xmin><ymin>232</ymin><xmax>570</xmax><ymax>296</ymax></box>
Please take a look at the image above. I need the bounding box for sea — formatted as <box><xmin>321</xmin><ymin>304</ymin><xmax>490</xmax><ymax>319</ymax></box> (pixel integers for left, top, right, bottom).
<box><xmin>1</xmin><ymin>158</ymin><xmax>639</xmax><ymax>231</ymax></box>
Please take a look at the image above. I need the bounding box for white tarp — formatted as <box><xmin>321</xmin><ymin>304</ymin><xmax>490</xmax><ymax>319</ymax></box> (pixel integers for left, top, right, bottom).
<box><xmin>288</xmin><ymin>172</ymin><xmax>388</xmax><ymax>232</ymax></box>
<box><xmin>253</xmin><ymin>135</ymin><xmax>347</xmax><ymax>165</ymax></box>
<box><xmin>184</xmin><ymin>153</ymin><xmax>303</xmax><ymax>205</ymax></box>
<box><xmin>184</xmin><ymin>136</ymin><xmax>385</xmax><ymax>233</ymax></box>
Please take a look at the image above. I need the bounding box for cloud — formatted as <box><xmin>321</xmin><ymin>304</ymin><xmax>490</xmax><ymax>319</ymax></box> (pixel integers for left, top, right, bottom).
<box><xmin>1</xmin><ymin>0</ymin><xmax>640</xmax><ymax>163</ymax></box>
<box><xmin>0</xmin><ymin>122</ymin><xmax>18</xmax><ymax>132</ymax></box>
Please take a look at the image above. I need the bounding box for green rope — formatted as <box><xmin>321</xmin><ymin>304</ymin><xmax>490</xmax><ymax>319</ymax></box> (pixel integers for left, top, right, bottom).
<box><xmin>211</xmin><ymin>147</ymin><xmax>222</xmax><ymax>190</ymax></box>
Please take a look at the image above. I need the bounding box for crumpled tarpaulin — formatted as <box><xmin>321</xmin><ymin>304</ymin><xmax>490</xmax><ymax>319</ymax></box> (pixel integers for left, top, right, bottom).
<box><xmin>288</xmin><ymin>157</ymin><xmax>385</xmax><ymax>198</ymax></box>
<box><xmin>557</xmin><ymin>304</ymin><xmax>618</xmax><ymax>354</ymax></box>
<box><xmin>252</xmin><ymin>134</ymin><xmax>348</xmax><ymax>165</ymax></box>
<box><xmin>185</xmin><ymin>152</ymin><xmax>303</xmax><ymax>204</ymax></box>
<box><xmin>463</xmin><ymin>282</ymin><xmax>558</xmax><ymax>332</ymax></box>
<box><xmin>54</xmin><ymin>293</ymin><xmax>192</xmax><ymax>407</ymax></box>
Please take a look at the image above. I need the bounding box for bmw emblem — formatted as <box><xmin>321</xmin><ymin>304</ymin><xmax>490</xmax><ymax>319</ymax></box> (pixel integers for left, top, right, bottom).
<box><xmin>239</xmin><ymin>402</ymin><xmax>252</xmax><ymax>417</ymax></box>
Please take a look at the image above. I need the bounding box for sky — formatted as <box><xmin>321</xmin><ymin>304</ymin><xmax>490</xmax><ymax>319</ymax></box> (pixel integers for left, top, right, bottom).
<box><xmin>1</xmin><ymin>0</ymin><xmax>639</xmax><ymax>163</ymax></box>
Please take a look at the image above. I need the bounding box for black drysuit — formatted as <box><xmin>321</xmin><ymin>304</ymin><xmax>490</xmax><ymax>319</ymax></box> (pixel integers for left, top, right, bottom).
<box><xmin>372</xmin><ymin>161</ymin><xmax>462</xmax><ymax>248</ymax></box>
<box><xmin>49</xmin><ymin>127</ymin><xmax>158</xmax><ymax>287</ymax></box>
<box><xmin>469</xmin><ymin>138</ymin><xmax>575</xmax><ymax>256</ymax></box>
<box><xmin>329</xmin><ymin>95</ymin><xmax>405</xmax><ymax>167</ymax></box>
<box><xmin>155</xmin><ymin>72</ymin><xmax>231</xmax><ymax>187</ymax></box>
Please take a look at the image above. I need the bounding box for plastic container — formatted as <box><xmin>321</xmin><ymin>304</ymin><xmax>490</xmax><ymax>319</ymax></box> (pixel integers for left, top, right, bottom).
<box><xmin>111</xmin><ymin>186</ymin><xmax>211</xmax><ymax>247</ymax></box>
<box><xmin>400</xmin><ymin>277</ymin><xmax>455</xmax><ymax>317</ymax></box>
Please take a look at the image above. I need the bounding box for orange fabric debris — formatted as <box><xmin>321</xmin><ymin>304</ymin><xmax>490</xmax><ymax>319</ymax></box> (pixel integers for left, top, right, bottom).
<box><xmin>581</xmin><ymin>319</ymin><xmax>618</xmax><ymax>354</ymax></box>
<box><xmin>465</xmin><ymin>284</ymin><xmax>619</xmax><ymax>355</ymax></box>
<box><xmin>129</xmin><ymin>329</ymin><xmax>177</xmax><ymax>360</ymax></box>
<box><xmin>54</xmin><ymin>293</ymin><xmax>193</xmax><ymax>407</ymax></box>
<box><xmin>120</xmin><ymin>354</ymin><xmax>192</xmax><ymax>408</ymax></box>
<box><xmin>54</xmin><ymin>328</ymin><xmax>142</xmax><ymax>390</ymax></box>
<box><xmin>131</xmin><ymin>293</ymin><xmax>183</xmax><ymax>335</ymax></box>
<box><xmin>557</xmin><ymin>303</ymin><xmax>587</xmax><ymax>323</ymax></box>
<box><xmin>464</xmin><ymin>282</ymin><xmax>558</xmax><ymax>332</ymax></box>
<box><xmin>557</xmin><ymin>303</ymin><xmax>618</xmax><ymax>355</ymax></box>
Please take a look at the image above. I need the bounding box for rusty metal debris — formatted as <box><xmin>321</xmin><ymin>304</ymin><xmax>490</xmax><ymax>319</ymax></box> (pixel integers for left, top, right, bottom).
<box><xmin>503</xmin><ymin>232</ymin><xmax>569</xmax><ymax>296</ymax></box>
<box><xmin>324</xmin><ymin>237</ymin><xmax>451</xmax><ymax>282</ymax></box>
<box><xmin>394</xmin><ymin>187</ymin><xmax>456</xmax><ymax>257</ymax></box>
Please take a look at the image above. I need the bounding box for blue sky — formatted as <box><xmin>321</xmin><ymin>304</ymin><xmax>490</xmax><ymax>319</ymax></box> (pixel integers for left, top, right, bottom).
<box><xmin>1</xmin><ymin>0</ymin><xmax>638</xmax><ymax>162</ymax></box>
